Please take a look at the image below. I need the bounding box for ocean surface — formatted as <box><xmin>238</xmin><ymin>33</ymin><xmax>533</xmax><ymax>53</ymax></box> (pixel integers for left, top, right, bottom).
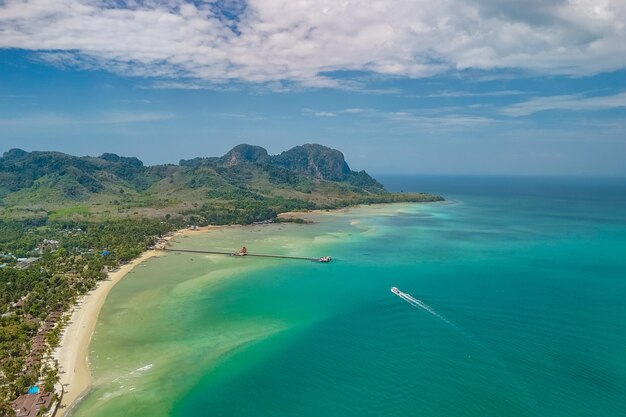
<box><xmin>70</xmin><ymin>176</ymin><xmax>626</xmax><ymax>417</ymax></box>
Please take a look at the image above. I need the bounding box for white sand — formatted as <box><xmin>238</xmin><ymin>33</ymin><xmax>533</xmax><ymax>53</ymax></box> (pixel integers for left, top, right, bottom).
<box><xmin>53</xmin><ymin>226</ymin><xmax>222</xmax><ymax>416</ymax></box>
<box><xmin>53</xmin><ymin>250</ymin><xmax>162</xmax><ymax>415</ymax></box>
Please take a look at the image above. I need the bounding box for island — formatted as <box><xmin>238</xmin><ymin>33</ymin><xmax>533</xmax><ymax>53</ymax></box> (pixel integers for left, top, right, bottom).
<box><xmin>0</xmin><ymin>144</ymin><xmax>442</xmax><ymax>416</ymax></box>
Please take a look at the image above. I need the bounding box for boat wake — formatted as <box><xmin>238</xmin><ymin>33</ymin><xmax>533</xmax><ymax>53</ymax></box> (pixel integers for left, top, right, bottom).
<box><xmin>391</xmin><ymin>287</ymin><xmax>452</xmax><ymax>326</ymax></box>
<box><xmin>390</xmin><ymin>287</ymin><xmax>506</xmax><ymax>365</ymax></box>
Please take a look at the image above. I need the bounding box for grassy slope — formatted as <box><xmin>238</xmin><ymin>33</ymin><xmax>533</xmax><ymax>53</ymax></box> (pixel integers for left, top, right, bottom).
<box><xmin>0</xmin><ymin>150</ymin><xmax>442</xmax><ymax>222</ymax></box>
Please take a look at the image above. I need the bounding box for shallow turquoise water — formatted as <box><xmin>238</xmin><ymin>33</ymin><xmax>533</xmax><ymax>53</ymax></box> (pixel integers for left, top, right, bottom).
<box><xmin>71</xmin><ymin>176</ymin><xmax>626</xmax><ymax>417</ymax></box>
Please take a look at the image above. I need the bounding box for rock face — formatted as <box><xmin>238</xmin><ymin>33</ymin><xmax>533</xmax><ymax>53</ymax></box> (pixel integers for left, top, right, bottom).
<box><xmin>218</xmin><ymin>143</ymin><xmax>354</xmax><ymax>181</ymax></box>
<box><xmin>99</xmin><ymin>153</ymin><xmax>144</xmax><ymax>167</ymax></box>
<box><xmin>272</xmin><ymin>144</ymin><xmax>351</xmax><ymax>181</ymax></box>
<box><xmin>212</xmin><ymin>143</ymin><xmax>382</xmax><ymax>191</ymax></box>
<box><xmin>220</xmin><ymin>144</ymin><xmax>269</xmax><ymax>166</ymax></box>
<box><xmin>2</xmin><ymin>148</ymin><xmax>29</xmax><ymax>160</ymax></box>
<box><xmin>0</xmin><ymin>143</ymin><xmax>386</xmax><ymax>202</ymax></box>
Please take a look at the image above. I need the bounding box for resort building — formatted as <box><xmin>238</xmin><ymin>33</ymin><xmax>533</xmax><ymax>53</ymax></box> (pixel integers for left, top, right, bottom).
<box><xmin>11</xmin><ymin>390</ymin><xmax>54</xmax><ymax>417</ymax></box>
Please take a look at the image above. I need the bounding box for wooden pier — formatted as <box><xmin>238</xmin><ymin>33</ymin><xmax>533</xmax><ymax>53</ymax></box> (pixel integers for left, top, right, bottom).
<box><xmin>161</xmin><ymin>248</ymin><xmax>330</xmax><ymax>262</ymax></box>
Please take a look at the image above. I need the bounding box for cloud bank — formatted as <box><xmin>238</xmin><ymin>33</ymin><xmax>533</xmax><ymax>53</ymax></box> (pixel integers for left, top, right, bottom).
<box><xmin>1</xmin><ymin>0</ymin><xmax>625</xmax><ymax>87</ymax></box>
<box><xmin>502</xmin><ymin>91</ymin><xmax>626</xmax><ymax>116</ymax></box>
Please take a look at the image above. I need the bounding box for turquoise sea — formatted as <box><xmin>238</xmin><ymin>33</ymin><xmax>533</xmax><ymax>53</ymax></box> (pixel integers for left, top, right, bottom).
<box><xmin>70</xmin><ymin>176</ymin><xmax>626</xmax><ymax>417</ymax></box>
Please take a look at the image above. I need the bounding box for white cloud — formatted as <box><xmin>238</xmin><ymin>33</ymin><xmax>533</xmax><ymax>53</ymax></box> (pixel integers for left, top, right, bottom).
<box><xmin>83</xmin><ymin>111</ymin><xmax>175</xmax><ymax>124</ymax></box>
<box><xmin>113</xmin><ymin>99</ymin><xmax>153</xmax><ymax>104</ymax></box>
<box><xmin>386</xmin><ymin>112</ymin><xmax>495</xmax><ymax>129</ymax></box>
<box><xmin>342</xmin><ymin>108</ymin><xmax>369</xmax><ymax>113</ymax></box>
<box><xmin>0</xmin><ymin>111</ymin><xmax>174</xmax><ymax>127</ymax></box>
<box><xmin>502</xmin><ymin>91</ymin><xmax>626</xmax><ymax>116</ymax></box>
<box><xmin>304</xmin><ymin>107</ymin><xmax>372</xmax><ymax>116</ymax></box>
<box><xmin>421</xmin><ymin>90</ymin><xmax>529</xmax><ymax>98</ymax></box>
<box><xmin>303</xmin><ymin>106</ymin><xmax>496</xmax><ymax>131</ymax></box>
<box><xmin>1</xmin><ymin>0</ymin><xmax>625</xmax><ymax>88</ymax></box>
<box><xmin>211</xmin><ymin>112</ymin><xmax>266</xmax><ymax>121</ymax></box>
<box><xmin>0</xmin><ymin>94</ymin><xmax>38</xmax><ymax>99</ymax></box>
<box><xmin>302</xmin><ymin>108</ymin><xmax>336</xmax><ymax>117</ymax></box>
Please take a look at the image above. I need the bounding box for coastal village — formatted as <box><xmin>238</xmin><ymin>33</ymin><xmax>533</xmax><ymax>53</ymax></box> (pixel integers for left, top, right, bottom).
<box><xmin>1</xmin><ymin>226</ymin><xmax>176</xmax><ymax>417</ymax></box>
<box><xmin>1</xmin><ymin>223</ymin><xmax>330</xmax><ymax>417</ymax></box>
<box><xmin>5</xmin><ymin>300</ymin><xmax>65</xmax><ymax>417</ymax></box>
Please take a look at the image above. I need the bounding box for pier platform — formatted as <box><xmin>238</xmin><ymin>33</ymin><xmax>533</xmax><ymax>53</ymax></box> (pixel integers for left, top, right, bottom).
<box><xmin>161</xmin><ymin>248</ymin><xmax>331</xmax><ymax>262</ymax></box>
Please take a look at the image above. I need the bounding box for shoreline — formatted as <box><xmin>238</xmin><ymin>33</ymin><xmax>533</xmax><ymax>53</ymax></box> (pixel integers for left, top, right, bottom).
<box><xmin>53</xmin><ymin>202</ymin><xmax>430</xmax><ymax>415</ymax></box>
<box><xmin>277</xmin><ymin>202</ymin><xmax>430</xmax><ymax>220</ymax></box>
<box><xmin>53</xmin><ymin>225</ymin><xmax>220</xmax><ymax>416</ymax></box>
<box><xmin>277</xmin><ymin>208</ymin><xmax>351</xmax><ymax>219</ymax></box>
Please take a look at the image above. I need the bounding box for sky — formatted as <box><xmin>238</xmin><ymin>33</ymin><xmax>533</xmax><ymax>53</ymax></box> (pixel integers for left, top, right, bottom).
<box><xmin>0</xmin><ymin>0</ymin><xmax>625</xmax><ymax>176</ymax></box>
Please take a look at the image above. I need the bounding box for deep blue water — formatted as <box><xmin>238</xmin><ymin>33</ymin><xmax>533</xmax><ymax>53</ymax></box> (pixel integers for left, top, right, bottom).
<box><xmin>177</xmin><ymin>176</ymin><xmax>626</xmax><ymax>416</ymax></box>
<box><xmin>74</xmin><ymin>176</ymin><xmax>626</xmax><ymax>417</ymax></box>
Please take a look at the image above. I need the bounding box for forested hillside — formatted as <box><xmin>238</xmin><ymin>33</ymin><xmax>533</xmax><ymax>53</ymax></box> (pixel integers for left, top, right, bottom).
<box><xmin>0</xmin><ymin>143</ymin><xmax>442</xmax><ymax>223</ymax></box>
<box><xmin>0</xmin><ymin>143</ymin><xmax>443</xmax><ymax>414</ymax></box>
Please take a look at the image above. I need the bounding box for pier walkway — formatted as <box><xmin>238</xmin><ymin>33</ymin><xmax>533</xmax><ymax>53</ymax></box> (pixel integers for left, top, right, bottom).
<box><xmin>161</xmin><ymin>248</ymin><xmax>329</xmax><ymax>262</ymax></box>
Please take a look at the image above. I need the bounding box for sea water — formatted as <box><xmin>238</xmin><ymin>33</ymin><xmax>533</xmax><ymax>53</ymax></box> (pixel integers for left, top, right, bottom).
<box><xmin>70</xmin><ymin>176</ymin><xmax>626</xmax><ymax>417</ymax></box>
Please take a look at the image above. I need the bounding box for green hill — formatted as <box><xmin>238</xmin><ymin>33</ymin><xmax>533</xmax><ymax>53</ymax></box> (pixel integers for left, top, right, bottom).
<box><xmin>0</xmin><ymin>144</ymin><xmax>443</xmax><ymax>413</ymax></box>
<box><xmin>0</xmin><ymin>144</ymin><xmax>442</xmax><ymax>223</ymax></box>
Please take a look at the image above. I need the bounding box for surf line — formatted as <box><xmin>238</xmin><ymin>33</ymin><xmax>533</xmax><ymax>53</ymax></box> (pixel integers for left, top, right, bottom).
<box><xmin>390</xmin><ymin>287</ymin><xmax>452</xmax><ymax>325</ymax></box>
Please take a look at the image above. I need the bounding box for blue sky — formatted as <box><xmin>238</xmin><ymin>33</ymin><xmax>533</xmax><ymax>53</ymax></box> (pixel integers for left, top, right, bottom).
<box><xmin>1</xmin><ymin>0</ymin><xmax>625</xmax><ymax>176</ymax></box>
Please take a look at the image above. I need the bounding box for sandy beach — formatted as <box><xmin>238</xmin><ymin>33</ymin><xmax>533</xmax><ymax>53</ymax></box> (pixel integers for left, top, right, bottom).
<box><xmin>53</xmin><ymin>226</ymin><xmax>220</xmax><ymax>416</ymax></box>
<box><xmin>277</xmin><ymin>209</ymin><xmax>328</xmax><ymax>218</ymax></box>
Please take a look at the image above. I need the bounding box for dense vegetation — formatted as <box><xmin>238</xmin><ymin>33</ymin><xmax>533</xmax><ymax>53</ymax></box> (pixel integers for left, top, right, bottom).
<box><xmin>0</xmin><ymin>143</ymin><xmax>443</xmax><ymax>414</ymax></box>
<box><xmin>0</xmin><ymin>218</ymin><xmax>176</xmax><ymax>414</ymax></box>
<box><xmin>0</xmin><ymin>143</ymin><xmax>441</xmax><ymax>223</ymax></box>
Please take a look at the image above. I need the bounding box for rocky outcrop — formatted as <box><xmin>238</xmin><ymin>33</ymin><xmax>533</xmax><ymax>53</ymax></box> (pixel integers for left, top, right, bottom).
<box><xmin>220</xmin><ymin>144</ymin><xmax>269</xmax><ymax>166</ymax></box>
<box><xmin>271</xmin><ymin>144</ymin><xmax>351</xmax><ymax>181</ymax></box>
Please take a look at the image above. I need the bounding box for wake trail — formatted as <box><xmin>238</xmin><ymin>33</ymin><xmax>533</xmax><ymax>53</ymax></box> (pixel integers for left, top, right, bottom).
<box><xmin>391</xmin><ymin>287</ymin><xmax>520</xmax><ymax>394</ymax></box>
<box><xmin>397</xmin><ymin>292</ymin><xmax>451</xmax><ymax>325</ymax></box>
<box><xmin>392</xmin><ymin>287</ymin><xmax>452</xmax><ymax>325</ymax></box>
<box><xmin>391</xmin><ymin>286</ymin><xmax>487</xmax><ymax>347</ymax></box>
